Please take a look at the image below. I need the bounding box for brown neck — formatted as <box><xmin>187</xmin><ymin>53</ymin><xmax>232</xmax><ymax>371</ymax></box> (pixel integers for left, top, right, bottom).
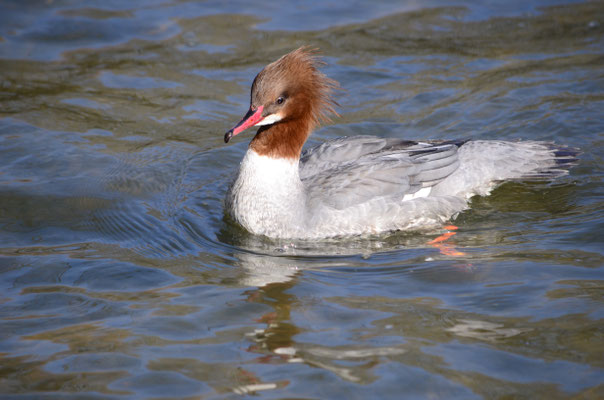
<box><xmin>249</xmin><ymin>118</ymin><xmax>312</xmax><ymax>160</ymax></box>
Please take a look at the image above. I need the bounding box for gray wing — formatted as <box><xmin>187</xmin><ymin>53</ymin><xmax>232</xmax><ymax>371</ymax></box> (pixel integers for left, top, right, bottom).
<box><xmin>300</xmin><ymin>136</ymin><xmax>462</xmax><ymax>209</ymax></box>
<box><xmin>300</xmin><ymin>136</ymin><xmax>419</xmax><ymax>179</ymax></box>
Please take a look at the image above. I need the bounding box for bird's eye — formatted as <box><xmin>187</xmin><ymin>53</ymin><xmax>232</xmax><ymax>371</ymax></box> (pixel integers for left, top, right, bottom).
<box><xmin>276</xmin><ymin>96</ymin><xmax>284</xmax><ymax>105</ymax></box>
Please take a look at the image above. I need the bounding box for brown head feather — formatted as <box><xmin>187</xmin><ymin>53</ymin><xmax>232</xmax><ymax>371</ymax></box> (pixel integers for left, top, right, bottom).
<box><xmin>252</xmin><ymin>47</ymin><xmax>340</xmax><ymax>128</ymax></box>
<box><xmin>248</xmin><ymin>47</ymin><xmax>340</xmax><ymax>159</ymax></box>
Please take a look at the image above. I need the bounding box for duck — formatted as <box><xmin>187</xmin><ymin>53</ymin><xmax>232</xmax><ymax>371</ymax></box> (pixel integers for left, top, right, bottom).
<box><xmin>223</xmin><ymin>47</ymin><xmax>578</xmax><ymax>239</ymax></box>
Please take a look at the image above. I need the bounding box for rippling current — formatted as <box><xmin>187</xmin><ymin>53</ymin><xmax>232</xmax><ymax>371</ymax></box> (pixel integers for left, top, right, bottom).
<box><xmin>1</xmin><ymin>1</ymin><xmax>603</xmax><ymax>398</ymax></box>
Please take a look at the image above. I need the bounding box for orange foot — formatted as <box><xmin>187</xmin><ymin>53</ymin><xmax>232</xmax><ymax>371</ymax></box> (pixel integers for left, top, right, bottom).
<box><xmin>428</xmin><ymin>225</ymin><xmax>466</xmax><ymax>256</ymax></box>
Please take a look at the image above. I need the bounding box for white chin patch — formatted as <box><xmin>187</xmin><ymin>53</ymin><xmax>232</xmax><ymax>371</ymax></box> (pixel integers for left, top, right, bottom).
<box><xmin>255</xmin><ymin>113</ymin><xmax>283</xmax><ymax>127</ymax></box>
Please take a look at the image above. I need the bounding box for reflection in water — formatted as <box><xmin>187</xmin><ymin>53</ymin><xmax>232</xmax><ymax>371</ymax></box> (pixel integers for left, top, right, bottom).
<box><xmin>446</xmin><ymin>319</ymin><xmax>530</xmax><ymax>342</ymax></box>
<box><xmin>1</xmin><ymin>0</ymin><xmax>603</xmax><ymax>398</ymax></box>
<box><xmin>235</xmin><ymin>252</ymin><xmax>300</xmax><ymax>287</ymax></box>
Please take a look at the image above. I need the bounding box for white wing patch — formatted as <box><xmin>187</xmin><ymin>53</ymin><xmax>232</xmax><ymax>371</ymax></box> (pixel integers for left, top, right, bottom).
<box><xmin>402</xmin><ymin>187</ymin><xmax>432</xmax><ymax>202</ymax></box>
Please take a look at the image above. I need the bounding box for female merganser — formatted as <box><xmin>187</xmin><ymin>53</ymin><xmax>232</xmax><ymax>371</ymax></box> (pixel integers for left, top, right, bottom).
<box><xmin>223</xmin><ymin>47</ymin><xmax>577</xmax><ymax>239</ymax></box>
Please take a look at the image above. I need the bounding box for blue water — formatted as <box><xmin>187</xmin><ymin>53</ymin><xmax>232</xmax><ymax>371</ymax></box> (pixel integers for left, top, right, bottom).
<box><xmin>1</xmin><ymin>1</ymin><xmax>603</xmax><ymax>398</ymax></box>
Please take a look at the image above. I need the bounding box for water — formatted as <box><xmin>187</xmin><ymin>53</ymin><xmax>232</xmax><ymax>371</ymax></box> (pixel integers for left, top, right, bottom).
<box><xmin>1</xmin><ymin>0</ymin><xmax>603</xmax><ymax>398</ymax></box>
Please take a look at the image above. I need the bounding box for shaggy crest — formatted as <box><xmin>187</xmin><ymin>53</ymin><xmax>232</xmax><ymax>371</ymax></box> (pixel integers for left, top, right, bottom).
<box><xmin>252</xmin><ymin>47</ymin><xmax>340</xmax><ymax>128</ymax></box>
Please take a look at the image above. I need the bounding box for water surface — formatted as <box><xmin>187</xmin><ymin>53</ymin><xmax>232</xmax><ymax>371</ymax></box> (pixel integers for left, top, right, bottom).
<box><xmin>1</xmin><ymin>0</ymin><xmax>603</xmax><ymax>398</ymax></box>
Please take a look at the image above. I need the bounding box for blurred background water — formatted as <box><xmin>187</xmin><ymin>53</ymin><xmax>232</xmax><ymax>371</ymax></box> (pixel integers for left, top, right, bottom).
<box><xmin>1</xmin><ymin>0</ymin><xmax>603</xmax><ymax>398</ymax></box>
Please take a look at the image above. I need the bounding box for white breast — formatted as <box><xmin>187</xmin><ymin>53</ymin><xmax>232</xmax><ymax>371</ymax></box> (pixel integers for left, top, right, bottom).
<box><xmin>226</xmin><ymin>150</ymin><xmax>307</xmax><ymax>237</ymax></box>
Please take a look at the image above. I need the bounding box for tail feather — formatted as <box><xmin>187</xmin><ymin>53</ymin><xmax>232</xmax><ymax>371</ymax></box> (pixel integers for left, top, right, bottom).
<box><xmin>432</xmin><ymin>140</ymin><xmax>579</xmax><ymax>199</ymax></box>
<box><xmin>517</xmin><ymin>143</ymin><xmax>580</xmax><ymax>180</ymax></box>
<box><xmin>550</xmin><ymin>144</ymin><xmax>581</xmax><ymax>167</ymax></box>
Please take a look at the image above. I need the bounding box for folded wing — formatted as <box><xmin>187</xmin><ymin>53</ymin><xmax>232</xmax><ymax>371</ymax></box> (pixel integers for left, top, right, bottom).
<box><xmin>300</xmin><ymin>136</ymin><xmax>462</xmax><ymax>210</ymax></box>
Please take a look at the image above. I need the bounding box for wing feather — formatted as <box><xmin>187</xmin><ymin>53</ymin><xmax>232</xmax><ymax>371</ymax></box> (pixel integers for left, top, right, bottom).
<box><xmin>300</xmin><ymin>136</ymin><xmax>461</xmax><ymax>209</ymax></box>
